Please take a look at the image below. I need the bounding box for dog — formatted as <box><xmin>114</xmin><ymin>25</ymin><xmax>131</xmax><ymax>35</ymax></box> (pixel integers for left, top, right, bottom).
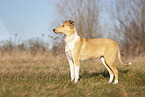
<box><xmin>53</xmin><ymin>20</ymin><xmax>131</xmax><ymax>84</ymax></box>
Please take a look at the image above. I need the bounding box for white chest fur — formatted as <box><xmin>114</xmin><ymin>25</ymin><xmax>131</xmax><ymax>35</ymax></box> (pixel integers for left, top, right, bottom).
<box><xmin>65</xmin><ymin>32</ymin><xmax>80</xmax><ymax>59</ymax></box>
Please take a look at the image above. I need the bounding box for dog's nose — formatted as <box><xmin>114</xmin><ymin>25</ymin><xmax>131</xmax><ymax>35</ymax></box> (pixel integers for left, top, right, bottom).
<box><xmin>53</xmin><ymin>29</ymin><xmax>55</xmax><ymax>32</ymax></box>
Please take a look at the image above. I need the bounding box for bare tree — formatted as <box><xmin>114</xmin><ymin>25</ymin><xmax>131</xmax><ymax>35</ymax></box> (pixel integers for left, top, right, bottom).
<box><xmin>56</xmin><ymin>0</ymin><xmax>101</xmax><ymax>38</ymax></box>
<box><xmin>111</xmin><ymin>0</ymin><xmax>145</xmax><ymax>56</ymax></box>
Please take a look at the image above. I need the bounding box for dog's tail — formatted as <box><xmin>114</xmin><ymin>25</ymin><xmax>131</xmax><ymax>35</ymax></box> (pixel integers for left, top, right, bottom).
<box><xmin>117</xmin><ymin>48</ymin><xmax>131</xmax><ymax>66</ymax></box>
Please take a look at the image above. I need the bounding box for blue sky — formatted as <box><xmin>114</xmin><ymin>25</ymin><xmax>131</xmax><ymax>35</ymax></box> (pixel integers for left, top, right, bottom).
<box><xmin>0</xmin><ymin>0</ymin><xmax>115</xmax><ymax>46</ymax></box>
<box><xmin>0</xmin><ymin>0</ymin><xmax>57</xmax><ymax>41</ymax></box>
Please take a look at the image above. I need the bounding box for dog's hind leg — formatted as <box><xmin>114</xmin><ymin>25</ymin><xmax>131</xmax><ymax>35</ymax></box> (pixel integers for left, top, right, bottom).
<box><xmin>100</xmin><ymin>57</ymin><xmax>114</xmax><ymax>83</ymax></box>
<box><xmin>109</xmin><ymin>63</ymin><xmax>118</xmax><ymax>84</ymax></box>
<box><xmin>105</xmin><ymin>57</ymin><xmax>118</xmax><ymax>84</ymax></box>
<box><xmin>104</xmin><ymin>46</ymin><xmax>119</xmax><ymax>84</ymax></box>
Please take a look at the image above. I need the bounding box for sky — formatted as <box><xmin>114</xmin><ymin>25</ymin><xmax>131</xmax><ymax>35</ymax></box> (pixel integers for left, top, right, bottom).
<box><xmin>0</xmin><ymin>0</ymin><xmax>114</xmax><ymax>47</ymax></box>
<box><xmin>0</xmin><ymin>0</ymin><xmax>57</xmax><ymax>42</ymax></box>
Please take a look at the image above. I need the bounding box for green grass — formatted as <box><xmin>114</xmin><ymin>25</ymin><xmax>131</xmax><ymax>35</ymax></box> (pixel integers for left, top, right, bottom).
<box><xmin>0</xmin><ymin>52</ymin><xmax>144</xmax><ymax>97</ymax></box>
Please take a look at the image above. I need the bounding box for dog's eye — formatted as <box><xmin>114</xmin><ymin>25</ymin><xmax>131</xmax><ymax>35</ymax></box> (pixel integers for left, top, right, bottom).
<box><xmin>62</xmin><ymin>25</ymin><xmax>65</xmax><ymax>27</ymax></box>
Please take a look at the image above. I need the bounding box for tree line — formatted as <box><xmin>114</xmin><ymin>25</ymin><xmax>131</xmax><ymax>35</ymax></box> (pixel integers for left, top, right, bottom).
<box><xmin>54</xmin><ymin>0</ymin><xmax>145</xmax><ymax>57</ymax></box>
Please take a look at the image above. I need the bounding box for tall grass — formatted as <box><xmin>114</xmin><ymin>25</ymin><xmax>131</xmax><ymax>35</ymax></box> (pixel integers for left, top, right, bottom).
<box><xmin>0</xmin><ymin>49</ymin><xmax>144</xmax><ymax>97</ymax></box>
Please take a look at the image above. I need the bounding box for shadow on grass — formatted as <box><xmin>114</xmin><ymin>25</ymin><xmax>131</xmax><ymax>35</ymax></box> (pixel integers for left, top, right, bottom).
<box><xmin>80</xmin><ymin>71</ymin><xmax>110</xmax><ymax>79</ymax></box>
<box><xmin>79</xmin><ymin>69</ymin><xmax>130</xmax><ymax>79</ymax></box>
<box><xmin>118</xmin><ymin>69</ymin><xmax>130</xmax><ymax>73</ymax></box>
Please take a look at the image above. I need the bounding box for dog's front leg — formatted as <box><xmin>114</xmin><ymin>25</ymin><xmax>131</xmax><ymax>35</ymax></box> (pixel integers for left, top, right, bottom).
<box><xmin>66</xmin><ymin>53</ymin><xmax>75</xmax><ymax>81</ymax></box>
<box><xmin>69</xmin><ymin>59</ymin><xmax>75</xmax><ymax>82</ymax></box>
<box><xmin>74</xmin><ymin>57</ymin><xmax>80</xmax><ymax>83</ymax></box>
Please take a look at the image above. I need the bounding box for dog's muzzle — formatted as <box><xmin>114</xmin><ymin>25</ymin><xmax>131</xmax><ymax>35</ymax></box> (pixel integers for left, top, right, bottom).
<box><xmin>53</xmin><ymin>29</ymin><xmax>55</xmax><ymax>32</ymax></box>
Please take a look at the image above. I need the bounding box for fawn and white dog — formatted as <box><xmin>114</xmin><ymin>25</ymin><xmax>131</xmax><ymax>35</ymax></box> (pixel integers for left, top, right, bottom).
<box><xmin>53</xmin><ymin>20</ymin><xmax>131</xmax><ymax>84</ymax></box>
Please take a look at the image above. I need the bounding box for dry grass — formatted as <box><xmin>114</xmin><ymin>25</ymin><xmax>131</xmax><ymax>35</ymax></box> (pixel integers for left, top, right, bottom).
<box><xmin>0</xmin><ymin>50</ymin><xmax>144</xmax><ymax>97</ymax></box>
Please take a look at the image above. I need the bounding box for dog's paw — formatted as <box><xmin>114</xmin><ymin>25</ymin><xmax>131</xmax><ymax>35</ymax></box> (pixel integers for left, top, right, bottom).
<box><xmin>128</xmin><ymin>62</ymin><xmax>132</xmax><ymax>65</ymax></box>
<box><xmin>74</xmin><ymin>80</ymin><xmax>78</xmax><ymax>83</ymax></box>
<box><xmin>71</xmin><ymin>79</ymin><xmax>74</xmax><ymax>82</ymax></box>
<box><xmin>113</xmin><ymin>80</ymin><xmax>118</xmax><ymax>84</ymax></box>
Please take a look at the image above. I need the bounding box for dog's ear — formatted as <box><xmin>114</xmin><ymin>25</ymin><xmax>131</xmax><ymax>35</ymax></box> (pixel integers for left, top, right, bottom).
<box><xmin>65</xmin><ymin>20</ymin><xmax>68</xmax><ymax>23</ymax></box>
<box><xmin>69</xmin><ymin>20</ymin><xmax>74</xmax><ymax>24</ymax></box>
<box><xmin>64</xmin><ymin>20</ymin><xmax>74</xmax><ymax>28</ymax></box>
<box><xmin>68</xmin><ymin>20</ymin><xmax>74</xmax><ymax>28</ymax></box>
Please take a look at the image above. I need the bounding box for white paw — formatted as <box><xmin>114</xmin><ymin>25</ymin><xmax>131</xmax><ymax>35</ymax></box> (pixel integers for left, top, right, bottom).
<box><xmin>113</xmin><ymin>80</ymin><xmax>118</xmax><ymax>84</ymax></box>
<box><xmin>108</xmin><ymin>74</ymin><xmax>114</xmax><ymax>83</ymax></box>
<box><xmin>71</xmin><ymin>78</ymin><xmax>74</xmax><ymax>82</ymax></box>
<box><xmin>128</xmin><ymin>62</ymin><xmax>132</xmax><ymax>65</ymax></box>
<box><xmin>108</xmin><ymin>81</ymin><xmax>112</xmax><ymax>83</ymax></box>
<box><xmin>74</xmin><ymin>80</ymin><xmax>78</xmax><ymax>83</ymax></box>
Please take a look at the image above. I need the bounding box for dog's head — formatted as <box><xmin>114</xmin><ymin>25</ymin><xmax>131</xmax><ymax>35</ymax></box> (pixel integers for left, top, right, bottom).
<box><xmin>53</xmin><ymin>20</ymin><xmax>76</xmax><ymax>36</ymax></box>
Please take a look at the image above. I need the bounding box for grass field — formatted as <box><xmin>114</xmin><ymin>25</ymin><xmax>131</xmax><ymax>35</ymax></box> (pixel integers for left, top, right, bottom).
<box><xmin>0</xmin><ymin>50</ymin><xmax>144</xmax><ymax>97</ymax></box>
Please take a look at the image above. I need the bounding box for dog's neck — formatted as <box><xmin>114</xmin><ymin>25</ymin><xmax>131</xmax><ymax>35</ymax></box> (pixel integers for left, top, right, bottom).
<box><xmin>65</xmin><ymin>31</ymin><xmax>80</xmax><ymax>43</ymax></box>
